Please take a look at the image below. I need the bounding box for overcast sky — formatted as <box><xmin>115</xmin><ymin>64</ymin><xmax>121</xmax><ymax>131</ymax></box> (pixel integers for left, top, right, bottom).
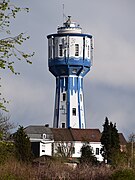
<box><xmin>1</xmin><ymin>0</ymin><xmax>135</xmax><ymax>139</ymax></box>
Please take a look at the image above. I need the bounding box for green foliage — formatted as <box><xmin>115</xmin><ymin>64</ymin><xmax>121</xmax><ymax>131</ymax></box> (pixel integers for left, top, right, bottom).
<box><xmin>0</xmin><ymin>0</ymin><xmax>34</xmax><ymax>111</ymax></box>
<box><xmin>126</xmin><ymin>133</ymin><xmax>135</xmax><ymax>168</ymax></box>
<box><xmin>100</xmin><ymin>117</ymin><xmax>120</xmax><ymax>164</ymax></box>
<box><xmin>13</xmin><ymin>126</ymin><xmax>33</xmax><ymax>162</ymax></box>
<box><xmin>80</xmin><ymin>143</ymin><xmax>98</xmax><ymax>165</ymax></box>
<box><xmin>0</xmin><ymin>141</ymin><xmax>15</xmax><ymax>164</ymax></box>
<box><xmin>111</xmin><ymin>169</ymin><xmax>135</xmax><ymax>180</ymax></box>
<box><xmin>0</xmin><ymin>174</ymin><xmax>21</xmax><ymax>180</ymax></box>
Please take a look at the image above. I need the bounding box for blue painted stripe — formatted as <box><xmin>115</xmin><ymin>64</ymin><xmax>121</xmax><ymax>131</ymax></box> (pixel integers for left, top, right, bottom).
<box><xmin>47</xmin><ymin>33</ymin><xmax>92</xmax><ymax>39</ymax></box>
<box><xmin>67</xmin><ymin>77</ymin><xmax>70</xmax><ymax>128</ymax></box>
<box><xmin>53</xmin><ymin>77</ymin><xmax>60</xmax><ymax>127</ymax></box>
<box><xmin>78</xmin><ymin>77</ymin><xmax>81</xmax><ymax>128</ymax></box>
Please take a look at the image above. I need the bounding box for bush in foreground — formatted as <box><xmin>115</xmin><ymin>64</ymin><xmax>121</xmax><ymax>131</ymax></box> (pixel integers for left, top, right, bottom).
<box><xmin>111</xmin><ymin>169</ymin><xmax>135</xmax><ymax>180</ymax></box>
<box><xmin>0</xmin><ymin>158</ymin><xmax>113</xmax><ymax>179</ymax></box>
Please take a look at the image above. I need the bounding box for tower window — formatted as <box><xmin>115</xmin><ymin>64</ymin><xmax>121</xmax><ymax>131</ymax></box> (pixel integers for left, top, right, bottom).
<box><xmin>80</xmin><ymin>94</ymin><xmax>82</xmax><ymax>101</ymax></box>
<box><xmin>75</xmin><ymin>44</ymin><xmax>79</xmax><ymax>56</ymax></box>
<box><xmin>48</xmin><ymin>46</ymin><xmax>51</xmax><ymax>59</ymax></box>
<box><xmin>88</xmin><ymin>45</ymin><xmax>90</xmax><ymax>57</ymax></box>
<box><xmin>96</xmin><ymin>148</ymin><xmax>99</xmax><ymax>155</ymax></box>
<box><xmin>63</xmin><ymin>93</ymin><xmax>66</xmax><ymax>101</ymax></box>
<box><xmin>62</xmin><ymin>123</ymin><xmax>65</xmax><ymax>128</ymax></box>
<box><xmin>59</xmin><ymin>44</ymin><xmax>63</xmax><ymax>56</ymax></box>
<box><xmin>72</xmin><ymin>108</ymin><xmax>76</xmax><ymax>116</ymax></box>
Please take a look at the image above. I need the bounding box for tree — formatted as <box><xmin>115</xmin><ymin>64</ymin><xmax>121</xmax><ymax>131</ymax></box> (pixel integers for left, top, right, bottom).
<box><xmin>0</xmin><ymin>112</ymin><xmax>15</xmax><ymax>163</ymax></box>
<box><xmin>0</xmin><ymin>0</ymin><xmax>34</xmax><ymax>111</ymax></box>
<box><xmin>54</xmin><ymin>141</ymin><xmax>74</xmax><ymax>158</ymax></box>
<box><xmin>126</xmin><ymin>133</ymin><xmax>135</xmax><ymax>168</ymax></box>
<box><xmin>100</xmin><ymin>117</ymin><xmax>120</xmax><ymax>164</ymax></box>
<box><xmin>13</xmin><ymin>126</ymin><xmax>33</xmax><ymax>162</ymax></box>
<box><xmin>0</xmin><ymin>112</ymin><xmax>14</xmax><ymax>140</ymax></box>
<box><xmin>80</xmin><ymin>143</ymin><xmax>98</xmax><ymax>165</ymax></box>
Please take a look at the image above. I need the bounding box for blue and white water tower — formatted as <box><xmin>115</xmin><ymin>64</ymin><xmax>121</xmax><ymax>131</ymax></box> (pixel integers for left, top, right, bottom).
<box><xmin>47</xmin><ymin>16</ymin><xmax>93</xmax><ymax>129</ymax></box>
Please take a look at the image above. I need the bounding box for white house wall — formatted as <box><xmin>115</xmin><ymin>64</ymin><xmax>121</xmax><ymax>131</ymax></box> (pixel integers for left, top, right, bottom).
<box><xmin>40</xmin><ymin>141</ymin><xmax>52</xmax><ymax>156</ymax></box>
<box><xmin>72</xmin><ymin>142</ymin><xmax>103</xmax><ymax>162</ymax></box>
<box><xmin>53</xmin><ymin>141</ymin><xmax>103</xmax><ymax>162</ymax></box>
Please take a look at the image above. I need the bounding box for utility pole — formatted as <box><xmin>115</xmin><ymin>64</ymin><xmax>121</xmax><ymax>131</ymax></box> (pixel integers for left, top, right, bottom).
<box><xmin>130</xmin><ymin>133</ymin><xmax>135</xmax><ymax>168</ymax></box>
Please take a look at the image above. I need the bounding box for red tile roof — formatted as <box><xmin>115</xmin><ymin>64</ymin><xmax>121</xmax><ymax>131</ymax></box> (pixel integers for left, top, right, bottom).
<box><xmin>51</xmin><ymin>128</ymin><xmax>73</xmax><ymax>141</ymax></box>
<box><xmin>119</xmin><ymin>133</ymin><xmax>127</xmax><ymax>145</ymax></box>
<box><xmin>51</xmin><ymin>128</ymin><xmax>101</xmax><ymax>142</ymax></box>
<box><xmin>70</xmin><ymin>128</ymin><xmax>101</xmax><ymax>142</ymax></box>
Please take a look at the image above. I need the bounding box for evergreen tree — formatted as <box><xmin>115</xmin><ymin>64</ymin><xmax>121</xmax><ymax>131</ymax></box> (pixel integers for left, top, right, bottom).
<box><xmin>100</xmin><ymin>117</ymin><xmax>120</xmax><ymax>164</ymax></box>
<box><xmin>13</xmin><ymin>126</ymin><xmax>33</xmax><ymax>162</ymax></box>
<box><xmin>80</xmin><ymin>143</ymin><xmax>98</xmax><ymax>165</ymax></box>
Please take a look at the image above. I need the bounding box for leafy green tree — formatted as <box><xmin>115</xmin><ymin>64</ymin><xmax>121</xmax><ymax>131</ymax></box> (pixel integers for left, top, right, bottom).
<box><xmin>0</xmin><ymin>141</ymin><xmax>15</xmax><ymax>164</ymax></box>
<box><xmin>80</xmin><ymin>143</ymin><xmax>98</xmax><ymax>165</ymax></box>
<box><xmin>100</xmin><ymin>117</ymin><xmax>120</xmax><ymax>164</ymax></box>
<box><xmin>13</xmin><ymin>126</ymin><xmax>33</xmax><ymax>162</ymax></box>
<box><xmin>0</xmin><ymin>0</ymin><xmax>34</xmax><ymax>111</ymax></box>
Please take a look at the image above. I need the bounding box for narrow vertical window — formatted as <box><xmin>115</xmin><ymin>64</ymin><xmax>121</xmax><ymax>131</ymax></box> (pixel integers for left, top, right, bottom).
<box><xmin>72</xmin><ymin>147</ymin><xmax>75</xmax><ymax>154</ymax></box>
<box><xmin>72</xmin><ymin>108</ymin><xmax>76</xmax><ymax>116</ymax></box>
<box><xmin>63</xmin><ymin>93</ymin><xmax>66</xmax><ymax>101</ymax></box>
<box><xmin>80</xmin><ymin>94</ymin><xmax>82</xmax><ymax>102</ymax></box>
<box><xmin>62</xmin><ymin>123</ymin><xmax>65</xmax><ymax>128</ymax></box>
<box><xmin>48</xmin><ymin>46</ymin><xmax>51</xmax><ymax>59</ymax></box>
<box><xmin>88</xmin><ymin>45</ymin><xmax>90</xmax><ymax>57</ymax></box>
<box><xmin>96</xmin><ymin>148</ymin><xmax>99</xmax><ymax>155</ymax></box>
<box><xmin>59</xmin><ymin>44</ymin><xmax>63</xmax><ymax>56</ymax></box>
<box><xmin>75</xmin><ymin>44</ymin><xmax>79</xmax><ymax>56</ymax></box>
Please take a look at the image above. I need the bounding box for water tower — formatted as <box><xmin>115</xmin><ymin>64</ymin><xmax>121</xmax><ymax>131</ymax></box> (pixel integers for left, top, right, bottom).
<box><xmin>47</xmin><ymin>16</ymin><xmax>93</xmax><ymax>128</ymax></box>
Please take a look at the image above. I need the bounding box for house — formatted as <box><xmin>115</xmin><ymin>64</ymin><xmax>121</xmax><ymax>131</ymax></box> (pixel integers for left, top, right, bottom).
<box><xmin>24</xmin><ymin>125</ymin><xmax>54</xmax><ymax>157</ymax></box>
<box><xmin>24</xmin><ymin>126</ymin><xmax>127</xmax><ymax>162</ymax></box>
<box><xmin>119</xmin><ymin>133</ymin><xmax>127</xmax><ymax>152</ymax></box>
<box><xmin>51</xmin><ymin>128</ymin><xmax>103</xmax><ymax>162</ymax></box>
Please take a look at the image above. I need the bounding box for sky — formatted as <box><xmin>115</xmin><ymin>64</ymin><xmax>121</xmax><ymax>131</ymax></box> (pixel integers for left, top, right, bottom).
<box><xmin>1</xmin><ymin>0</ymin><xmax>135</xmax><ymax>139</ymax></box>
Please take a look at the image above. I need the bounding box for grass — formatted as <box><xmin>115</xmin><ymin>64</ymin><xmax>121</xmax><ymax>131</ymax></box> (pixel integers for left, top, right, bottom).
<box><xmin>0</xmin><ymin>158</ymin><xmax>134</xmax><ymax>179</ymax></box>
<box><xmin>0</xmin><ymin>158</ymin><xmax>113</xmax><ymax>180</ymax></box>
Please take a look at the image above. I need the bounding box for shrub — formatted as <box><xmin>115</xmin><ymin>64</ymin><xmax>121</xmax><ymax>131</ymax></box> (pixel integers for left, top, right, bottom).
<box><xmin>0</xmin><ymin>141</ymin><xmax>15</xmax><ymax>164</ymax></box>
<box><xmin>111</xmin><ymin>169</ymin><xmax>135</xmax><ymax>180</ymax></box>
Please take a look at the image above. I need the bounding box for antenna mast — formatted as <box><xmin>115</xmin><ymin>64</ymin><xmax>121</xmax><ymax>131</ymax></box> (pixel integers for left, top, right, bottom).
<box><xmin>62</xmin><ymin>4</ymin><xmax>67</xmax><ymax>24</ymax></box>
<box><xmin>63</xmin><ymin>4</ymin><xmax>64</xmax><ymax>24</ymax></box>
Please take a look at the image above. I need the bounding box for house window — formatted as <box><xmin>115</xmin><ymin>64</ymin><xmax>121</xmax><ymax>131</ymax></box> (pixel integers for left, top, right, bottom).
<box><xmin>42</xmin><ymin>150</ymin><xmax>45</xmax><ymax>152</ymax></box>
<box><xmin>72</xmin><ymin>108</ymin><xmax>76</xmax><ymax>116</ymax></box>
<box><xmin>62</xmin><ymin>123</ymin><xmax>65</xmax><ymax>128</ymax></box>
<box><xmin>96</xmin><ymin>148</ymin><xmax>99</xmax><ymax>155</ymax></box>
<box><xmin>59</xmin><ymin>44</ymin><xmax>63</xmax><ymax>56</ymax></box>
<box><xmin>63</xmin><ymin>93</ymin><xmax>66</xmax><ymax>101</ymax></box>
<box><xmin>75</xmin><ymin>44</ymin><xmax>79</xmax><ymax>56</ymax></box>
<box><xmin>72</xmin><ymin>147</ymin><xmax>75</xmax><ymax>154</ymax></box>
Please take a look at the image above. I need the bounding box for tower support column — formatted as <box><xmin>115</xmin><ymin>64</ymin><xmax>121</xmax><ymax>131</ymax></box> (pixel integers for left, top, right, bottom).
<box><xmin>53</xmin><ymin>75</ymin><xmax>85</xmax><ymax>128</ymax></box>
